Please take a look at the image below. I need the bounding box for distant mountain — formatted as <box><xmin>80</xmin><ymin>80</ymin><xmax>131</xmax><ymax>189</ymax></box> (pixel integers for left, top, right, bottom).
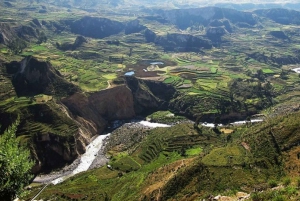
<box><xmin>255</xmin><ymin>8</ymin><xmax>300</xmax><ymax>25</ymax></box>
<box><xmin>156</xmin><ymin>7</ymin><xmax>257</xmax><ymax>29</ymax></box>
<box><xmin>214</xmin><ymin>3</ymin><xmax>300</xmax><ymax>11</ymax></box>
<box><xmin>6</xmin><ymin>0</ymin><xmax>300</xmax><ymax>11</ymax></box>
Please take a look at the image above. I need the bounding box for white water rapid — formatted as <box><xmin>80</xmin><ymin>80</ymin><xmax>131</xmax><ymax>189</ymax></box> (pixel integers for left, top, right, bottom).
<box><xmin>50</xmin><ymin>133</ymin><xmax>110</xmax><ymax>185</ymax></box>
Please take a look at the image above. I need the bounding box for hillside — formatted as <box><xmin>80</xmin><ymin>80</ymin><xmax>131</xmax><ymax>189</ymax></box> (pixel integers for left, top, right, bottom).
<box><xmin>23</xmin><ymin>111</ymin><xmax>300</xmax><ymax>200</ymax></box>
<box><xmin>1</xmin><ymin>1</ymin><xmax>300</xmax><ymax>200</ymax></box>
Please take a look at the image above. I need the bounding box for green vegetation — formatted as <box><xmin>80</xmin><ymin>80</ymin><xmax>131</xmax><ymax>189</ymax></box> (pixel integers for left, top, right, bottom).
<box><xmin>2</xmin><ymin>1</ymin><xmax>300</xmax><ymax>201</ymax></box>
<box><xmin>185</xmin><ymin>147</ymin><xmax>202</xmax><ymax>156</ymax></box>
<box><xmin>146</xmin><ymin>110</ymin><xmax>185</xmax><ymax>123</ymax></box>
<box><xmin>202</xmin><ymin>145</ymin><xmax>246</xmax><ymax>166</ymax></box>
<box><xmin>251</xmin><ymin>186</ymin><xmax>298</xmax><ymax>201</ymax></box>
<box><xmin>23</xmin><ymin>108</ymin><xmax>300</xmax><ymax>200</ymax></box>
<box><xmin>0</xmin><ymin>119</ymin><xmax>34</xmax><ymax>201</ymax></box>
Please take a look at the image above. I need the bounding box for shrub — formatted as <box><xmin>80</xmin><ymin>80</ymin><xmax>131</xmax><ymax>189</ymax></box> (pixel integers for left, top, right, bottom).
<box><xmin>284</xmin><ymin>186</ymin><xmax>297</xmax><ymax>197</ymax></box>
<box><xmin>0</xmin><ymin>119</ymin><xmax>34</xmax><ymax>201</ymax></box>
<box><xmin>283</xmin><ymin>177</ymin><xmax>291</xmax><ymax>186</ymax></box>
<box><xmin>297</xmin><ymin>178</ymin><xmax>300</xmax><ymax>188</ymax></box>
<box><xmin>251</xmin><ymin>192</ymin><xmax>263</xmax><ymax>201</ymax></box>
<box><xmin>273</xmin><ymin>195</ymin><xmax>284</xmax><ymax>201</ymax></box>
<box><xmin>268</xmin><ymin>180</ymin><xmax>278</xmax><ymax>188</ymax></box>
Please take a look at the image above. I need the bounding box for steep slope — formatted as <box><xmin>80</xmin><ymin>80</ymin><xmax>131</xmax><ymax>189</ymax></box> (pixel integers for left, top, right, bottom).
<box><xmin>61</xmin><ymin>85</ymin><xmax>135</xmax><ymax>135</ymax></box>
<box><xmin>69</xmin><ymin>17</ymin><xmax>125</xmax><ymax>39</ymax></box>
<box><xmin>6</xmin><ymin>56</ymin><xmax>80</xmax><ymax>97</ymax></box>
<box><xmin>125</xmin><ymin>76</ymin><xmax>177</xmax><ymax>115</ymax></box>
<box><xmin>0</xmin><ymin>57</ymin><xmax>87</xmax><ymax>173</ymax></box>
<box><xmin>0</xmin><ymin>23</ymin><xmax>15</xmax><ymax>44</ymax></box>
<box><xmin>255</xmin><ymin>8</ymin><xmax>300</xmax><ymax>25</ymax></box>
<box><xmin>28</xmin><ymin>111</ymin><xmax>300</xmax><ymax>200</ymax></box>
<box><xmin>0</xmin><ymin>57</ymin><xmax>180</xmax><ymax>174</ymax></box>
<box><xmin>158</xmin><ymin>7</ymin><xmax>257</xmax><ymax>29</ymax></box>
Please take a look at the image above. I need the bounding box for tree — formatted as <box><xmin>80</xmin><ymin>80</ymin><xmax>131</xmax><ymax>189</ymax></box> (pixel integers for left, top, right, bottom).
<box><xmin>0</xmin><ymin>120</ymin><xmax>34</xmax><ymax>201</ymax></box>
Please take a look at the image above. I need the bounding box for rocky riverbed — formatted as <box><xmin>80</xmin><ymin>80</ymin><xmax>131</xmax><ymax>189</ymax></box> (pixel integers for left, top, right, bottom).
<box><xmin>33</xmin><ymin>120</ymin><xmax>173</xmax><ymax>185</ymax></box>
<box><xmin>33</xmin><ymin>117</ymin><xmax>264</xmax><ymax>185</ymax></box>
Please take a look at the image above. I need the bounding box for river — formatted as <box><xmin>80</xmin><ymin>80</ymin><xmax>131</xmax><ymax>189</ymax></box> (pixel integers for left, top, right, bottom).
<box><xmin>33</xmin><ymin>117</ymin><xmax>263</xmax><ymax>185</ymax></box>
<box><xmin>33</xmin><ymin>121</ymin><xmax>172</xmax><ymax>185</ymax></box>
<box><xmin>200</xmin><ymin>119</ymin><xmax>263</xmax><ymax>127</ymax></box>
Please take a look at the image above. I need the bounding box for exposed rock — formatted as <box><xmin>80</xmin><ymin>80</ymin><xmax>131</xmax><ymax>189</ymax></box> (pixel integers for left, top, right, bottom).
<box><xmin>255</xmin><ymin>8</ymin><xmax>300</xmax><ymax>25</ymax></box>
<box><xmin>125</xmin><ymin>76</ymin><xmax>176</xmax><ymax>114</ymax></box>
<box><xmin>155</xmin><ymin>33</ymin><xmax>212</xmax><ymax>52</ymax></box>
<box><xmin>62</xmin><ymin>85</ymin><xmax>135</xmax><ymax>134</ymax></box>
<box><xmin>269</xmin><ymin>31</ymin><xmax>289</xmax><ymax>40</ymax></box>
<box><xmin>32</xmin><ymin>131</ymin><xmax>79</xmax><ymax>173</ymax></box>
<box><xmin>73</xmin><ymin>35</ymin><xmax>87</xmax><ymax>49</ymax></box>
<box><xmin>61</xmin><ymin>93</ymin><xmax>107</xmax><ymax>135</ymax></box>
<box><xmin>158</xmin><ymin>7</ymin><xmax>256</xmax><ymax>29</ymax></box>
<box><xmin>15</xmin><ymin>25</ymin><xmax>37</xmax><ymax>40</ymax></box>
<box><xmin>57</xmin><ymin>35</ymin><xmax>87</xmax><ymax>51</ymax></box>
<box><xmin>144</xmin><ymin>28</ymin><xmax>156</xmax><ymax>43</ymax></box>
<box><xmin>0</xmin><ymin>23</ymin><xmax>15</xmax><ymax>44</ymax></box>
<box><xmin>44</xmin><ymin>20</ymin><xmax>66</xmax><ymax>33</ymax></box>
<box><xmin>206</xmin><ymin>26</ymin><xmax>228</xmax><ymax>42</ymax></box>
<box><xmin>70</xmin><ymin>16</ymin><xmax>125</xmax><ymax>39</ymax></box>
<box><xmin>6</xmin><ymin>56</ymin><xmax>80</xmax><ymax>97</ymax></box>
<box><xmin>125</xmin><ymin>19</ymin><xmax>146</xmax><ymax>35</ymax></box>
<box><xmin>32</xmin><ymin>18</ymin><xmax>42</xmax><ymax>27</ymax></box>
<box><xmin>88</xmin><ymin>86</ymin><xmax>135</xmax><ymax>120</ymax></box>
<box><xmin>1</xmin><ymin>101</ymin><xmax>90</xmax><ymax>174</ymax></box>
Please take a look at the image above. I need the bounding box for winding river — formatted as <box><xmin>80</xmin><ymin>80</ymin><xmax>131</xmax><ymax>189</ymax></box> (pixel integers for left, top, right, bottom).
<box><xmin>201</xmin><ymin>119</ymin><xmax>263</xmax><ymax>127</ymax></box>
<box><xmin>33</xmin><ymin>118</ymin><xmax>263</xmax><ymax>185</ymax></box>
<box><xmin>33</xmin><ymin>121</ymin><xmax>172</xmax><ymax>185</ymax></box>
<box><xmin>51</xmin><ymin>133</ymin><xmax>110</xmax><ymax>185</ymax></box>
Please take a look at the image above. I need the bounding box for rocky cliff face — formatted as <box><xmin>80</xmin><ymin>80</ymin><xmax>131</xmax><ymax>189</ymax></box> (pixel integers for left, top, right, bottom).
<box><xmin>70</xmin><ymin>17</ymin><xmax>125</xmax><ymax>39</ymax></box>
<box><xmin>1</xmin><ymin>57</ymin><xmax>87</xmax><ymax>173</ymax></box>
<box><xmin>255</xmin><ymin>8</ymin><xmax>300</xmax><ymax>25</ymax></box>
<box><xmin>0</xmin><ymin>98</ymin><xmax>90</xmax><ymax>174</ymax></box>
<box><xmin>144</xmin><ymin>28</ymin><xmax>156</xmax><ymax>43</ymax></box>
<box><xmin>25</xmin><ymin>103</ymin><xmax>82</xmax><ymax>173</ymax></box>
<box><xmin>2</xmin><ymin>56</ymin><xmax>180</xmax><ymax>173</ymax></box>
<box><xmin>6</xmin><ymin>56</ymin><xmax>80</xmax><ymax>97</ymax></box>
<box><xmin>125</xmin><ymin>20</ymin><xmax>146</xmax><ymax>35</ymax></box>
<box><xmin>0</xmin><ymin>23</ymin><xmax>15</xmax><ymax>44</ymax></box>
<box><xmin>155</xmin><ymin>33</ymin><xmax>212</xmax><ymax>51</ymax></box>
<box><xmin>125</xmin><ymin>76</ymin><xmax>177</xmax><ymax>115</ymax></box>
<box><xmin>62</xmin><ymin>85</ymin><xmax>136</xmax><ymax>135</ymax></box>
<box><xmin>0</xmin><ymin>22</ymin><xmax>41</xmax><ymax>45</ymax></box>
<box><xmin>206</xmin><ymin>27</ymin><xmax>228</xmax><ymax>42</ymax></box>
<box><xmin>15</xmin><ymin>25</ymin><xmax>37</xmax><ymax>40</ymax></box>
<box><xmin>62</xmin><ymin>77</ymin><xmax>177</xmax><ymax>126</ymax></box>
<box><xmin>158</xmin><ymin>7</ymin><xmax>256</xmax><ymax>29</ymax></box>
<box><xmin>2</xmin><ymin>55</ymin><xmax>259</xmax><ymax>173</ymax></box>
<box><xmin>269</xmin><ymin>31</ymin><xmax>289</xmax><ymax>40</ymax></box>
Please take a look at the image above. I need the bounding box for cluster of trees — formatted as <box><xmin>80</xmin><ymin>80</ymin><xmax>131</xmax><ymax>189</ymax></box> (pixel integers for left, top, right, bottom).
<box><xmin>0</xmin><ymin>120</ymin><xmax>34</xmax><ymax>201</ymax></box>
